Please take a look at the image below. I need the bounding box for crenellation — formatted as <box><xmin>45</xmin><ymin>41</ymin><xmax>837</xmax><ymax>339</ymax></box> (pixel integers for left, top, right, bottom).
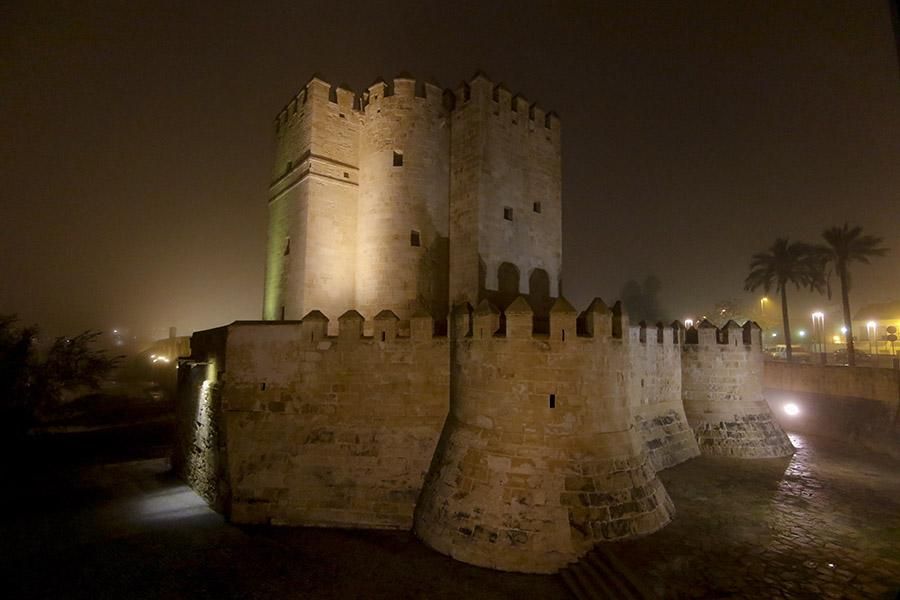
<box><xmin>410</xmin><ymin>306</ymin><xmax>435</xmax><ymax>341</ymax></box>
<box><xmin>301</xmin><ymin>310</ymin><xmax>329</xmax><ymax>344</ymax></box>
<box><xmin>338</xmin><ymin>310</ymin><xmax>365</xmax><ymax>340</ymax></box>
<box><xmin>504</xmin><ymin>296</ymin><xmax>534</xmax><ymax>339</ymax></box>
<box><xmin>695</xmin><ymin>319</ymin><xmax>718</xmax><ymax>345</ymax></box>
<box><xmin>393</xmin><ymin>74</ymin><xmax>416</xmax><ymax>97</ymax></box>
<box><xmin>580</xmin><ymin>298</ymin><xmax>612</xmax><ymax>338</ymax></box>
<box><xmin>373</xmin><ymin>309</ymin><xmax>400</xmax><ymax>341</ymax></box>
<box><xmin>474</xmin><ymin>299</ymin><xmax>501</xmax><ymax>339</ymax></box>
<box><xmin>549</xmin><ymin>296</ymin><xmax>577</xmax><ymax>341</ymax></box>
<box><xmin>612</xmin><ymin>301</ymin><xmax>627</xmax><ymax>338</ymax></box>
<box><xmin>334</xmin><ymin>84</ymin><xmax>357</xmax><ymax>111</ymax></box>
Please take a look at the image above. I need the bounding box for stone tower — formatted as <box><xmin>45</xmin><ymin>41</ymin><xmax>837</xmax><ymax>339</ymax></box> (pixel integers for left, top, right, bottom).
<box><xmin>263</xmin><ymin>76</ymin><xmax>360</xmax><ymax>323</ymax></box>
<box><xmin>262</xmin><ymin>72</ymin><xmax>562</xmax><ymax>326</ymax></box>
<box><xmin>448</xmin><ymin>73</ymin><xmax>562</xmax><ymax>315</ymax></box>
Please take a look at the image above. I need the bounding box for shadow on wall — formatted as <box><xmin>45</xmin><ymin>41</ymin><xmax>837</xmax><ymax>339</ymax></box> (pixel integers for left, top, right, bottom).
<box><xmin>479</xmin><ymin>258</ymin><xmax>554</xmax><ymax>331</ymax></box>
<box><xmin>417</xmin><ymin>236</ymin><xmax>449</xmax><ymax>321</ymax></box>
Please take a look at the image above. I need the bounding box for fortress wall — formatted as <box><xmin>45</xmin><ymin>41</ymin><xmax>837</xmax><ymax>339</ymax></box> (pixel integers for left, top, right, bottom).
<box><xmin>682</xmin><ymin>322</ymin><xmax>793</xmax><ymax>458</ymax></box>
<box><xmin>414</xmin><ymin>300</ymin><xmax>673</xmax><ymax>573</ymax></box>
<box><xmin>626</xmin><ymin>324</ymin><xmax>700</xmax><ymax>471</ymax></box>
<box><xmin>356</xmin><ymin>78</ymin><xmax>451</xmax><ymax>322</ymax></box>
<box><xmin>173</xmin><ymin>326</ymin><xmax>230</xmax><ymax>514</ymax></box>
<box><xmin>201</xmin><ymin>317</ymin><xmax>449</xmax><ymax>529</ymax></box>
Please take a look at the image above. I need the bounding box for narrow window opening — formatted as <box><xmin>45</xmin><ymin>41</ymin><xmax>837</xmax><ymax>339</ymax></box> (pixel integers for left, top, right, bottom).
<box><xmin>381</xmin><ymin>331</ymin><xmax>386</xmax><ymax>342</ymax></box>
<box><xmin>533</xmin><ymin>201</ymin><xmax>542</xmax><ymax>213</ymax></box>
<box><xmin>260</xmin><ymin>382</ymin><xmax>267</xmax><ymax>391</ymax></box>
<box><xmin>339</xmin><ymin>113</ymin><xmax>346</xmax><ymax>118</ymax></box>
<box><xmin>283</xmin><ymin>238</ymin><xmax>290</xmax><ymax>256</ymax></box>
<box><xmin>343</xmin><ymin>172</ymin><xmax>349</xmax><ymax>178</ymax></box>
<box><xmin>549</xmin><ymin>394</ymin><xmax>556</xmax><ymax>408</ymax></box>
<box><xmin>393</xmin><ymin>151</ymin><xmax>404</xmax><ymax>166</ymax></box>
<box><xmin>280</xmin><ymin>306</ymin><xmax>286</xmax><ymax>320</ymax></box>
<box><xmin>286</xmin><ymin>160</ymin><xmax>292</xmax><ymax>173</ymax></box>
<box><xmin>410</xmin><ymin>230</ymin><xmax>421</xmax><ymax>247</ymax></box>
<box><xmin>561</xmin><ymin>329</ymin><xmax>566</xmax><ymax>341</ymax></box>
<box><xmin>503</xmin><ymin>207</ymin><xmax>513</xmax><ymax>221</ymax></box>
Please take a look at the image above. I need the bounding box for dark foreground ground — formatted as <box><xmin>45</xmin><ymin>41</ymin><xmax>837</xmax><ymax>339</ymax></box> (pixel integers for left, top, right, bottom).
<box><xmin>1</xmin><ymin>418</ymin><xmax>898</xmax><ymax>599</ymax></box>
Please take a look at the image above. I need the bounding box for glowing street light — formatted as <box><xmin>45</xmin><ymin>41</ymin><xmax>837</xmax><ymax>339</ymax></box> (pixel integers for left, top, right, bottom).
<box><xmin>783</xmin><ymin>403</ymin><xmax>800</xmax><ymax>416</ymax></box>
<box><xmin>684</xmin><ymin>319</ymin><xmax>694</xmax><ymax>328</ymax></box>
<box><xmin>811</xmin><ymin>311</ymin><xmax>825</xmax><ymax>355</ymax></box>
<box><xmin>866</xmin><ymin>321</ymin><xmax>877</xmax><ymax>354</ymax></box>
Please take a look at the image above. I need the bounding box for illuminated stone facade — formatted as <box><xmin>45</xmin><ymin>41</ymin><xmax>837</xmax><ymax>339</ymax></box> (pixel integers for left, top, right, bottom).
<box><xmin>176</xmin><ymin>72</ymin><xmax>793</xmax><ymax>574</ymax></box>
<box><xmin>262</xmin><ymin>73</ymin><xmax>561</xmax><ymax>327</ymax></box>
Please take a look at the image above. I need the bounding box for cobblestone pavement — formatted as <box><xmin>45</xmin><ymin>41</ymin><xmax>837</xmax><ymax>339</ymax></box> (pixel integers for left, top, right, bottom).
<box><xmin>610</xmin><ymin>433</ymin><xmax>900</xmax><ymax>599</ymax></box>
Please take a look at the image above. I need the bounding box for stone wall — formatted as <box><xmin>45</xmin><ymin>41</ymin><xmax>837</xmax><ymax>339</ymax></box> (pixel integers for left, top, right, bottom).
<box><xmin>264</xmin><ymin>76</ymin><xmax>360</xmax><ymax>323</ymax></box>
<box><xmin>763</xmin><ymin>361</ymin><xmax>900</xmax><ymax>457</ymax></box>
<box><xmin>413</xmin><ymin>298</ymin><xmax>676</xmax><ymax>573</ymax></box>
<box><xmin>264</xmin><ymin>72</ymin><xmax>561</xmax><ymax>325</ymax></box>
<box><xmin>448</xmin><ymin>74</ymin><xmax>562</xmax><ymax>307</ymax></box>
<box><xmin>682</xmin><ymin>321</ymin><xmax>793</xmax><ymax>458</ymax></box>
<box><xmin>175</xmin><ymin>315</ymin><xmax>449</xmax><ymax>529</ymax></box>
<box><xmin>173</xmin><ymin>327</ymin><xmax>230</xmax><ymax>513</ymax></box>
<box><xmin>627</xmin><ymin>321</ymin><xmax>700</xmax><ymax>471</ymax></box>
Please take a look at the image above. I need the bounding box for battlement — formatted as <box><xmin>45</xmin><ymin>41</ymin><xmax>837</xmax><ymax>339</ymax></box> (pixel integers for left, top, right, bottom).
<box><xmin>274</xmin><ymin>74</ymin><xmax>367</xmax><ymax>136</ymax></box>
<box><xmin>682</xmin><ymin>319</ymin><xmax>763</xmax><ymax>349</ymax></box>
<box><xmin>450</xmin><ymin>296</ymin><xmax>689</xmax><ymax>349</ymax></box>
<box><xmin>361</xmin><ymin>73</ymin><xmax>448</xmax><ymax>112</ymax></box>
<box><xmin>454</xmin><ymin>70</ymin><xmax>560</xmax><ymax>132</ymax></box>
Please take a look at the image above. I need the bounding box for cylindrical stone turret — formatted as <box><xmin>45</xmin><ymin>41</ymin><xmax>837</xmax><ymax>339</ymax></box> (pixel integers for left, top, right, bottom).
<box><xmin>356</xmin><ymin>75</ymin><xmax>451</xmax><ymax>324</ymax></box>
<box><xmin>682</xmin><ymin>320</ymin><xmax>794</xmax><ymax>458</ymax></box>
<box><xmin>414</xmin><ymin>296</ymin><xmax>673</xmax><ymax>573</ymax></box>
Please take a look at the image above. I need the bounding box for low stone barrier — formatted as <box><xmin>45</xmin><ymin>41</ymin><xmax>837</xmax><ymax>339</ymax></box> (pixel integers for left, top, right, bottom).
<box><xmin>763</xmin><ymin>361</ymin><xmax>900</xmax><ymax>458</ymax></box>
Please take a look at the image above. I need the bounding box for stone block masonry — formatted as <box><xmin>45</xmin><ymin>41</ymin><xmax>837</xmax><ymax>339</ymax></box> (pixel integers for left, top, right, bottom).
<box><xmin>682</xmin><ymin>320</ymin><xmax>794</xmax><ymax>458</ymax></box>
<box><xmin>176</xmin><ymin>70</ymin><xmax>789</xmax><ymax>575</ymax></box>
<box><xmin>177</xmin><ymin>314</ymin><xmax>449</xmax><ymax>529</ymax></box>
<box><xmin>173</xmin><ymin>296</ymin><xmax>791</xmax><ymax>573</ymax></box>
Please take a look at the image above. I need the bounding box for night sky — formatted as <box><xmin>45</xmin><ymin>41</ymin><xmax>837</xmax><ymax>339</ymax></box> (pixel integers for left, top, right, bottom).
<box><xmin>2</xmin><ymin>1</ymin><xmax>899</xmax><ymax>343</ymax></box>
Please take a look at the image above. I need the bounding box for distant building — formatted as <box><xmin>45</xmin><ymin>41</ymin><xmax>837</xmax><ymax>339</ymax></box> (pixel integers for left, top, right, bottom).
<box><xmin>853</xmin><ymin>300</ymin><xmax>900</xmax><ymax>346</ymax></box>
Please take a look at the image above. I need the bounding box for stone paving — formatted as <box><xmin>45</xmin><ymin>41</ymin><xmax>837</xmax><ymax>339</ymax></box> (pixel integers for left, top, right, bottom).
<box><xmin>609</xmin><ymin>433</ymin><xmax>900</xmax><ymax>599</ymax></box>
<box><xmin>2</xmin><ymin>428</ymin><xmax>898</xmax><ymax>598</ymax></box>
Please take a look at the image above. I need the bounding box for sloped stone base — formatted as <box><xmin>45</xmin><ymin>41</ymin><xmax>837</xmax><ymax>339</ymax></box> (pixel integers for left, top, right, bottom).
<box><xmin>691</xmin><ymin>411</ymin><xmax>794</xmax><ymax>458</ymax></box>
<box><xmin>414</xmin><ymin>418</ymin><xmax>674</xmax><ymax>574</ymax></box>
<box><xmin>635</xmin><ymin>404</ymin><xmax>701</xmax><ymax>471</ymax></box>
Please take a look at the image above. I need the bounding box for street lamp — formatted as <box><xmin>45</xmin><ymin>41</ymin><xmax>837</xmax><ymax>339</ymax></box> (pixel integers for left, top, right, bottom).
<box><xmin>811</xmin><ymin>311</ymin><xmax>825</xmax><ymax>356</ymax></box>
<box><xmin>684</xmin><ymin>319</ymin><xmax>694</xmax><ymax>329</ymax></box>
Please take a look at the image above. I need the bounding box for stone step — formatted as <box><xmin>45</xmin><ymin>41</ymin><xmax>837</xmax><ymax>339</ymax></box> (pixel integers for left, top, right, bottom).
<box><xmin>560</xmin><ymin>546</ymin><xmax>656</xmax><ymax>600</ymax></box>
<box><xmin>560</xmin><ymin>566</ymin><xmax>592</xmax><ymax>600</ymax></box>
<box><xmin>591</xmin><ymin>546</ymin><xmax>656</xmax><ymax>599</ymax></box>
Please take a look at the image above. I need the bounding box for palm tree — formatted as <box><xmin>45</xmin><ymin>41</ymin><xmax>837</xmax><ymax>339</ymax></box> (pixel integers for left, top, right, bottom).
<box><xmin>819</xmin><ymin>224</ymin><xmax>888</xmax><ymax>366</ymax></box>
<box><xmin>744</xmin><ymin>238</ymin><xmax>824</xmax><ymax>362</ymax></box>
